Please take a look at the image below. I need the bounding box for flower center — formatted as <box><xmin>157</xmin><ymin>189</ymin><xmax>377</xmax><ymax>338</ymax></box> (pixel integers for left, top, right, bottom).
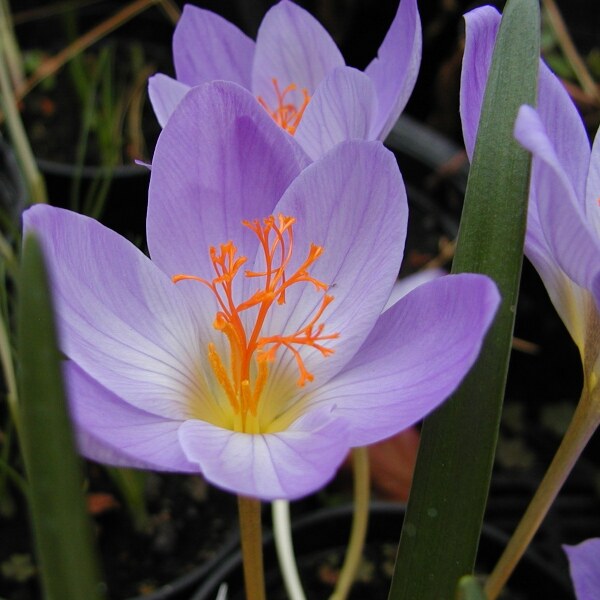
<box><xmin>257</xmin><ymin>78</ymin><xmax>311</xmax><ymax>135</ymax></box>
<box><xmin>172</xmin><ymin>214</ymin><xmax>338</xmax><ymax>433</ymax></box>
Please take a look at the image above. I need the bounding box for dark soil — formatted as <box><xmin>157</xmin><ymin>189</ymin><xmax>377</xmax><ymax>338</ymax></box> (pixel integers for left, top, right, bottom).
<box><xmin>263</xmin><ymin>541</ymin><xmax>399</xmax><ymax>600</ymax></box>
<box><xmin>0</xmin><ymin>468</ymin><xmax>239</xmax><ymax>600</ymax></box>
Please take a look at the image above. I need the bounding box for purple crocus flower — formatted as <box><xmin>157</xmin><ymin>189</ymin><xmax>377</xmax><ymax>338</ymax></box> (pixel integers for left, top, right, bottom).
<box><xmin>24</xmin><ymin>82</ymin><xmax>498</xmax><ymax>501</ymax></box>
<box><xmin>149</xmin><ymin>0</ymin><xmax>421</xmax><ymax>160</ymax></box>
<box><xmin>564</xmin><ymin>539</ymin><xmax>600</xmax><ymax>600</ymax></box>
<box><xmin>461</xmin><ymin>6</ymin><xmax>600</xmax><ymax>378</ymax></box>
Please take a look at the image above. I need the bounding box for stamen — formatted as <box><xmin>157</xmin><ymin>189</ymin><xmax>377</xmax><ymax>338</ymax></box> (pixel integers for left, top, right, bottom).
<box><xmin>207</xmin><ymin>343</ymin><xmax>239</xmax><ymax>412</ymax></box>
<box><xmin>173</xmin><ymin>214</ymin><xmax>338</xmax><ymax>431</ymax></box>
<box><xmin>253</xmin><ymin>359</ymin><xmax>269</xmax><ymax>410</ymax></box>
<box><xmin>257</xmin><ymin>78</ymin><xmax>311</xmax><ymax>135</ymax></box>
<box><xmin>257</xmin><ymin>294</ymin><xmax>339</xmax><ymax>387</ymax></box>
<box><xmin>241</xmin><ymin>380</ymin><xmax>252</xmax><ymax>416</ymax></box>
<box><xmin>216</xmin><ymin>318</ymin><xmax>244</xmax><ymax>391</ymax></box>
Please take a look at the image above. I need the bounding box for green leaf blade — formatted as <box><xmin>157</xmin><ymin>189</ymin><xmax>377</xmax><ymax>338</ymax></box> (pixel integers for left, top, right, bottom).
<box><xmin>389</xmin><ymin>0</ymin><xmax>540</xmax><ymax>598</ymax></box>
<box><xmin>17</xmin><ymin>234</ymin><xmax>105</xmax><ymax>600</ymax></box>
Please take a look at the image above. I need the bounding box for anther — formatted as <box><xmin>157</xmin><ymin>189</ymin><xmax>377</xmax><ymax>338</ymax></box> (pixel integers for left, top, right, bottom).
<box><xmin>257</xmin><ymin>78</ymin><xmax>311</xmax><ymax>135</ymax></box>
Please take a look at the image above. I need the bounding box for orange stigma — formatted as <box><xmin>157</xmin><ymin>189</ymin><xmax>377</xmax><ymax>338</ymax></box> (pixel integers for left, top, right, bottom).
<box><xmin>172</xmin><ymin>214</ymin><xmax>338</xmax><ymax>431</ymax></box>
<box><xmin>257</xmin><ymin>78</ymin><xmax>311</xmax><ymax>135</ymax></box>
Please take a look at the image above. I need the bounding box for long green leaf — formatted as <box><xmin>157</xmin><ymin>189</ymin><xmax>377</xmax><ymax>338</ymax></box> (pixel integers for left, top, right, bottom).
<box><xmin>17</xmin><ymin>234</ymin><xmax>104</xmax><ymax>600</ymax></box>
<box><xmin>389</xmin><ymin>0</ymin><xmax>540</xmax><ymax>598</ymax></box>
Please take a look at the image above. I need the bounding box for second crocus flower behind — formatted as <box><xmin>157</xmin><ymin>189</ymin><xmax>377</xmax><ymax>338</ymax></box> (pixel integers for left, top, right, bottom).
<box><xmin>461</xmin><ymin>5</ymin><xmax>600</xmax><ymax>388</ymax></box>
<box><xmin>149</xmin><ymin>0</ymin><xmax>421</xmax><ymax>159</ymax></box>
<box><xmin>25</xmin><ymin>82</ymin><xmax>499</xmax><ymax>501</ymax></box>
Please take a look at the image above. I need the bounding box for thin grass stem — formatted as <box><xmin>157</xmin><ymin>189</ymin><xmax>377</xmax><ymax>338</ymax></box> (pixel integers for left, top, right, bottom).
<box><xmin>329</xmin><ymin>446</ymin><xmax>370</xmax><ymax>600</ymax></box>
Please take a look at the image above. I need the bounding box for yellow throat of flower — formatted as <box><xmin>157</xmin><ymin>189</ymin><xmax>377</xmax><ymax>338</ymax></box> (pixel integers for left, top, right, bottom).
<box><xmin>172</xmin><ymin>214</ymin><xmax>338</xmax><ymax>433</ymax></box>
<box><xmin>257</xmin><ymin>78</ymin><xmax>311</xmax><ymax>135</ymax></box>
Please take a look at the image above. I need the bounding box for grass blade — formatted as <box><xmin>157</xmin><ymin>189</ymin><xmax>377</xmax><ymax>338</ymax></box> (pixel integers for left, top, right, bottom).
<box><xmin>17</xmin><ymin>233</ymin><xmax>104</xmax><ymax>600</ymax></box>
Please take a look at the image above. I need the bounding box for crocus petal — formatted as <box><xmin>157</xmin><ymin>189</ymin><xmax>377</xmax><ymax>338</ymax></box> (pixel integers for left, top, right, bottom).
<box><xmin>364</xmin><ymin>0</ymin><xmax>422</xmax><ymax>140</ymax></box>
<box><xmin>525</xmin><ymin>240</ymin><xmax>591</xmax><ymax>348</ymax></box>
<box><xmin>294</xmin><ymin>67</ymin><xmax>377</xmax><ymax>160</ymax></box>
<box><xmin>564</xmin><ymin>539</ymin><xmax>600</xmax><ymax>600</ymax></box>
<box><xmin>263</xmin><ymin>140</ymin><xmax>406</xmax><ymax>389</ymax></box>
<box><xmin>66</xmin><ymin>362</ymin><xmax>197</xmax><ymax>472</ymax></box>
<box><xmin>148</xmin><ymin>74</ymin><xmax>191</xmax><ymax>128</ymax></box>
<box><xmin>147</xmin><ymin>81</ymin><xmax>309</xmax><ymax>291</ymax></box>
<box><xmin>383</xmin><ymin>268</ymin><xmax>446</xmax><ymax>312</ymax></box>
<box><xmin>173</xmin><ymin>4</ymin><xmax>255</xmax><ymax>88</ymax></box>
<box><xmin>178</xmin><ymin>406</ymin><xmax>348</xmax><ymax>500</ymax></box>
<box><xmin>252</xmin><ymin>0</ymin><xmax>344</xmax><ymax>106</ymax></box>
<box><xmin>585</xmin><ymin>126</ymin><xmax>600</xmax><ymax>235</ymax></box>
<box><xmin>537</xmin><ymin>64</ymin><xmax>590</xmax><ymax>208</ymax></box>
<box><xmin>23</xmin><ymin>205</ymin><xmax>207</xmax><ymax>421</ymax></box>
<box><xmin>515</xmin><ymin>105</ymin><xmax>600</xmax><ymax>290</ymax></box>
<box><xmin>460</xmin><ymin>6</ymin><xmax>500</xmax><ymax>159</ymax></box>
<box><xmin>311</xmin><ymin>274</ymin><xmax>500</xmax><ymax>446</ymax></box>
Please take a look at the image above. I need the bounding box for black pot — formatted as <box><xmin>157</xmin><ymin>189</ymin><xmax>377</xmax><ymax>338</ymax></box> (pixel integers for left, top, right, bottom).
<box><xmin>125</xmin><ymin>530</ymin><xmax>240</xmax><ymax>600</ymax></box>
<box><xmin>191</xmin><ymin>502</ymin><xmax>573</xmax><ymax>600</ymax></box>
